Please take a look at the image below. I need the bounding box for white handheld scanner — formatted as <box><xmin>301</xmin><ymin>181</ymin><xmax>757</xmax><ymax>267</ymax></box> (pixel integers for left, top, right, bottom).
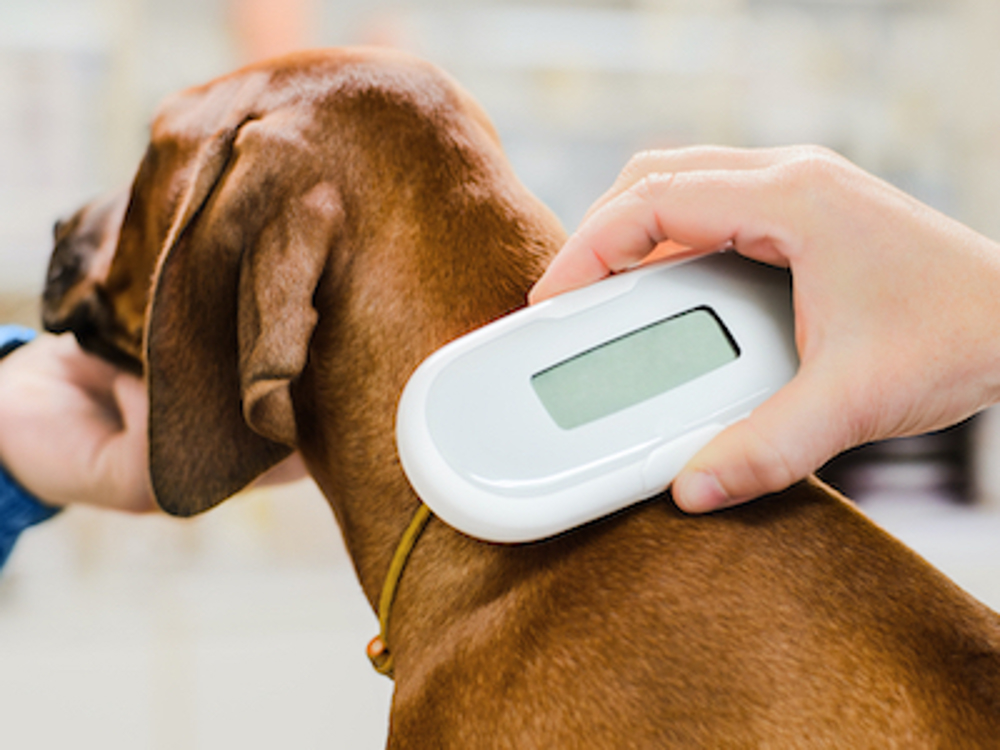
<box><xmin>396</xmin><ymin>251</ymin><xmax>798</xmax><ymax>543</ymax></box>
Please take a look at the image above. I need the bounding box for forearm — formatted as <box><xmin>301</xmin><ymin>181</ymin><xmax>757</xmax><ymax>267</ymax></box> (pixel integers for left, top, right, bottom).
<box><xmin>0</xmin><ymin>324</ymin><xmax>61</xmax><ymax>570</ymax></box>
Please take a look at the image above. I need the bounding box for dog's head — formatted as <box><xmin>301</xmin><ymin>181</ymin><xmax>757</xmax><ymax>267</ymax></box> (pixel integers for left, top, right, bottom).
<box><xmin>42</xmin><ymin>188</ymin><xmax>137</xmax><ymax>370</ymax></box>
<box><xmin>42</xmin><ymin>47</ymin><xmax>564</xmax><ymax>519</ymax></box>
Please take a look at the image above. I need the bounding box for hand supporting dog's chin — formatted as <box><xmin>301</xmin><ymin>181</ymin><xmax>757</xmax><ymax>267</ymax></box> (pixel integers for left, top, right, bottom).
<box><xmin>73</xmin><ymin>329</ymin><xmax>143</xmax><ymax>375</ymax></box>
<box><xmin>42</xmin><ymin>310</ymin><xmax>143</xmax><ymax>376</ymax></box>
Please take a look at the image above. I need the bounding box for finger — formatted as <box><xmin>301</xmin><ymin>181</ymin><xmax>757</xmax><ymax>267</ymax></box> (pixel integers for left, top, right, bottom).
<box><xmin>671</xmin><ymin>368</ymin><xmax>852</xmax><ymax>513</ymax></box>
<box><xmin>252</xmin><ymin>452</ymin><xmax>308</xmax><ymax>487</ymax></box>
<box><xmin>112</xmin><ymin>373</ymin><xmax>148</xmax><ymax>433</ymax></box>
<box><xmin>50</xmin><ymin>333</ymin><xmax>122</xmax><ymax>400</ymax></box>
<box><xmin>531</xmin><ymin>167</ymin><xmax>786</xmax><ymax>303</ymax></box>
<box><xmin>583</xmin><ymin>145</ymin><xmax>795</xmax><ymax>223</ymax></box>
<box><xmin>96</xmin><ymin>373</ymin><xmax>154</xmax><ymax>512</ymax></box>
<box><xmin>531</xmin><ymin>174</ymin><xmax>686</xmax><ymax>304</ymax></box>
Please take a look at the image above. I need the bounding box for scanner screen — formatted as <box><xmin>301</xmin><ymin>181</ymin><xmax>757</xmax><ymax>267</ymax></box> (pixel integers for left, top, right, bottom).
<box><xmin>531</xmin><ymin>307</ymin><xmax>739</xmax><ymax>430</ymax></box>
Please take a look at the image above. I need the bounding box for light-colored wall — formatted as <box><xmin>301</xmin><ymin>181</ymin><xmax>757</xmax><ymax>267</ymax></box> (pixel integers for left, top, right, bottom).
<box><xmin>3</xmin><ymin>0</ymin><xmax>999</xmax><ymax>292</ymax></box>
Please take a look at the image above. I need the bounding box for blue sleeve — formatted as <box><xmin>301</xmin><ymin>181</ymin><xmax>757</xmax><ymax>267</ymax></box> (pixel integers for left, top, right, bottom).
<box><xmin>0</xmin><ymin>324</ymin><xmax>38</xmax><ymax>358</ymax></box>
<box><xmin>0</xmin><ymin>325</ymin><xmax>62</xmax><ymax>572</ymax></box>
<box><xmin>0</xmin><ymin>465</ymin><xmax>61</xmax><ymax>570</ymax></box>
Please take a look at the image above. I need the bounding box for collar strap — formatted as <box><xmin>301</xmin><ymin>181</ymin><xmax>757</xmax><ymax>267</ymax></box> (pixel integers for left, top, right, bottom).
<box><xmin>367</xmin><ymin>502</ymin><xmax>433</xmax><ymax>678</ymax></box>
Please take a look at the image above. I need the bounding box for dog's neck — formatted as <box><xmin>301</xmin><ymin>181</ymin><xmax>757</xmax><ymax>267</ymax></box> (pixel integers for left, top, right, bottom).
<box><xmin>282</xmin><ymin>77</ymin><xmax>567</xmax><ymax>666</ymax></box>
<box><xmin>296</xmin><ymin>200</ymin><xmax>564</xmax><ymax>614</ymax></box>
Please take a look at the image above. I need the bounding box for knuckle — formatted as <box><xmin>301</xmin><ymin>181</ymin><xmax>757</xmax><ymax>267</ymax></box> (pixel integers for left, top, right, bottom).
<box><xmin>629</xmin><ymin>173</ymin><xmax>659</xmax><ymax>203</ymax></box>
<box><xmin>766</xmin><ymin>145</ymin><xmax>853</xmax><ymax>218</ymax></box>
<box><xmin>778</xmin><ymin>145</ymin><xmax>847</xmax><ymax>185</ymax></box>
<box><xmin>617</xmin><ymin>150</ymin><xmax>670</xmax><ymax>193</ymax></box>
<box><xmin>619</xmin><ymin>151</ymin><xmax>659</xmax><ymax>182</ymax></box>
<box><xmin>624</xmin><ymin>148</ymin><xmax>669</xmax><ymax>171</ymax></box>
<box><xmin>627</xmin><ymin>173</ymin><xmax>674</xmax><ymax>240</ymax></box>
<box><xmin>630</xmin><ymin>171</ymin><xmax>674</xmax><ymax>200</ymax></box>
<box><xmin>744</xmin><ymin>423</ymin><xmax>799</xmax><ymax>494</ymax></box>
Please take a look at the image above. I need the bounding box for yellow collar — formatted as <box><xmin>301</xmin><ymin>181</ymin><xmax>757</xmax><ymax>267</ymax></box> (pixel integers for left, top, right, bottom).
<box><xmin>366</xmin><ymin>503</ymin><xmax>433</xmax><ymax>678</ymax></box>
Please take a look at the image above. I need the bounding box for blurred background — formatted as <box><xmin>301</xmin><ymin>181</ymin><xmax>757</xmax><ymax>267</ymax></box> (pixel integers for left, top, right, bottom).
<box><xmin>2</xmin><ymin>1</ymin><xmax>1000</xmax><ymax>747</ymax></box>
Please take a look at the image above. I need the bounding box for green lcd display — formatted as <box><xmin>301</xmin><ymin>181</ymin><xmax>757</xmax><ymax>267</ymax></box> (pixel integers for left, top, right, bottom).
<box><xmin>530</xmin><ymin>307</ymin><xmax>739</xmax><ymax>430</ymax></box>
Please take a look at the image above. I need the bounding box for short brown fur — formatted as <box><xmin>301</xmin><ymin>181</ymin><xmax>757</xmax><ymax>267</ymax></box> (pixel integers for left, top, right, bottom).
<box><xmin>44</xmin><ymin>48</ymin><xmax>1000</xmax><ymax>748</ymax></box>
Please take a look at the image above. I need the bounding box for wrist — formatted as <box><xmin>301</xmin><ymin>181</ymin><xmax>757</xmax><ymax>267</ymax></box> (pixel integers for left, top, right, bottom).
<box><xmin>0</xmin><ymin>324</ymin><xmax>36</xmax><ymax>358</ymax></box>
<box><xmin>0</xmin><ymin>324</ymin><xmax>63</xmax><ymax>571</ymax></box>
<box><xmin>0</xmin><ymin>462</ymin><xmax>61</xmax><ymax>570</ymax></box>
<box><xmin>958</xmin><ymin>235</ymin><xmax>1000</xmax><ymax>412</ymax></box>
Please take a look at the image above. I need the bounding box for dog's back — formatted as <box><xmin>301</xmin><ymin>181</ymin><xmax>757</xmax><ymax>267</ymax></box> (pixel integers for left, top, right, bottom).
<box><xmin>387</xmin><ymin>479</ymin><xmax>1000</xmax><ymax>747</ymax></box>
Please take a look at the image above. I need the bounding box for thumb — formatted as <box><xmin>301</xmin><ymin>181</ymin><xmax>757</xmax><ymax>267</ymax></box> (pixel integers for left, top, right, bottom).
<box><xmin>671</xmin><ymin>370</ymin><xmax>851</xmax><ymax>513</ymax></box>
<box><xmin>112</xmin><ymin>373</ymin><xmax>148</xmax><ymax>434</ymax></box>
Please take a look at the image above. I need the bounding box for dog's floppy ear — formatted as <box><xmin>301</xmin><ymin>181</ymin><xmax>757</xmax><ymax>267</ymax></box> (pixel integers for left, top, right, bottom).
<box><xmin>146</xmin><ymin>116</ymin><xmax>339</xmax><ymax>517</ymax></box>
<box><xmin>235</xmin><ymin>180</ymin><xmax>342</xmax><ymax>447</ymax></box>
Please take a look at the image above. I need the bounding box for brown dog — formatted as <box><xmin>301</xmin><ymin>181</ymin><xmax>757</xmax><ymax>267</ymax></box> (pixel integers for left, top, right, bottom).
<box><xmin>43</xmin><ymin>47</ymin><xmax>1000</xmax><ymax>747</ymax></box>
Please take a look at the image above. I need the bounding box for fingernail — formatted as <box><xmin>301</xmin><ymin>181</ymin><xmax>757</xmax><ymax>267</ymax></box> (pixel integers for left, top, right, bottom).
<box><xmin>674</xmin><ymin>471</ymin><xmax>729</xmax><ymax>513</ymax></box>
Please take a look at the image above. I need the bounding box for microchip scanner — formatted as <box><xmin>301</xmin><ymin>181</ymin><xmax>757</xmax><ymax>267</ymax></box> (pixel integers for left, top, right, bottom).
<box><xmin>396</xmin><ymin>251</ymin><xmax>798</xmax><ymax>543</ymax></box>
